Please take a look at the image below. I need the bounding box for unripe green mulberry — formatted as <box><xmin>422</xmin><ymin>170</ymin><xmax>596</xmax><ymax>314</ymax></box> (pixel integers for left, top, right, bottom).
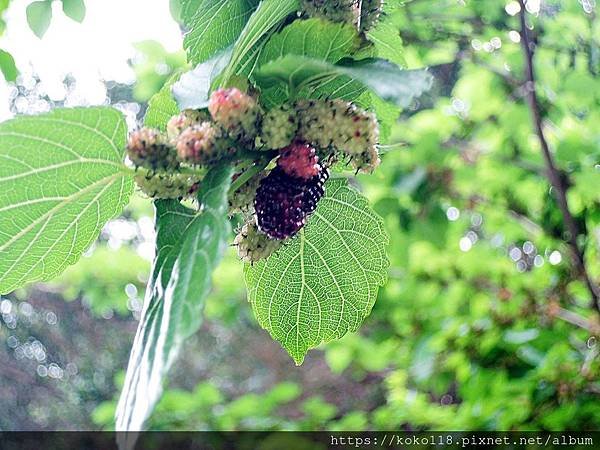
<box><xmin>360</xmin><ymin>0</ymin><xmax>383</xmax><ymax>31</ymax></box>
<box><xmin>127</xmin><ymin>128</ymin><xmax>178</xmax><ymax>170</ymax></box>
<box><xmin>175</xmin><ymin>122</ymin><xmax>236</xmax><ymax>165</ymax></box>
<box><xmin>259</xmin><ymin>104</ymin><xmax>299</xmax><ymax>149</ymax></box>
<box><xmin>208</xmin><ymin>88</ymin><xmax>262</xmax><ymax>141</ymax></box>
<box><xmin>302</xmin><ymin>0</ymin><xmax>382</xmax><ymax>31</ymax></box>
<box><xmin>234</xmin><ymin>222</ymin><xmax>284</xmax><ymax>263</ymax></box>
<box><xmin>134</xmin><ymin>171</ymin><xmax>201</xmax><ymax>199</ymax></box>
<box><xmin>229</xmin><ymin>170</ymin><xmax>265</xmax><ymax>215</ymax></box>
<box><xmin>351</xmin><ymin>146</ymin><xmax>380</xmax><ymax>173</ymax></box>
<box><xmin>302</xmin><ymin>0</ymin><xmax>360</xmax><ymax>26</ymax></box>
<box><xmin>166</xmin><ymin>109</ymin><xmax>209</xmax><ymax>141</ymax></box>
<box><xmin>296</xmin><ymin>99</ymin><xmax>380</xmax><ymax>172</ymax></box>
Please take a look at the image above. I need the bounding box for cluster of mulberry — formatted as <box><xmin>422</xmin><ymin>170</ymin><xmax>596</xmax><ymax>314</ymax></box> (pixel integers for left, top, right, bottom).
<box><xmin>127</xmin><ymin>87</ymin><xmax>259</xmax><ymax>199</ymax></box>
<box><xmin>126</xmin><ymin>87</ymin><xmax>380</xmax><ymax>263</ymax></box>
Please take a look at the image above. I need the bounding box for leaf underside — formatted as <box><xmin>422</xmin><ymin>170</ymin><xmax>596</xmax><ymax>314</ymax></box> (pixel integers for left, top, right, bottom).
<box><xmin>115</xmin><ymin>166</ymin><xmax>233</xmax><ymax>433</ymax></box>
<box><xmin>254</xmin><ymin>55</ymin><xmax>433</xmax><ymax>108</ymax></box>
<box><xmin>245</xmin><ymin>179</ymin><xmax>389</xmax><ymax>364</ymax></box>
<box><xmin>0</xmin><ymin>107</ymin><xmax>132</xmax><ymax>294</ymax></box>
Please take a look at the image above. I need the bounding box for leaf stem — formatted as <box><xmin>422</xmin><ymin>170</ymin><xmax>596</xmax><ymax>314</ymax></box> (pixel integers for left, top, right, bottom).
<box><xmin>228</xmin><ymin>155</ymin><xmax>272</xmax><ymax>195</ymax></box>
<box><xmin>517</xmin><ymin>0</ymin><xmax>600</xmax><ymax>312</ymax></box>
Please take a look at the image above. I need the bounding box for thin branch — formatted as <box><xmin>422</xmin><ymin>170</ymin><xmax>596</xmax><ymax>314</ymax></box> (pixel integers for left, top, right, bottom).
<box><xmin>552</xmin><ymin>305</ymin><xmax>598</xmax><ymax>333</ymax></box>
<box><xmin>517</xmin><ymin>0</ymin><xmax>600</xmax><ymax>312</ymax></box>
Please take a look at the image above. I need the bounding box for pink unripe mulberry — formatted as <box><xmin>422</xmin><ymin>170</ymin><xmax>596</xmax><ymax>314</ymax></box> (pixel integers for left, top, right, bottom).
<box><xmin>277</xmin><ymin>143</ymin><xmax>320</xmax><ymax>180</ymax></box>
<box><xmin>208</xmin><ymin>88</ymin><xmax>261</xmax><ymax>140</ymax></box>
<box><xmin>175</xmin><ymin>122</ymin><xmax>235</xmax><ymax>165</ymax></box>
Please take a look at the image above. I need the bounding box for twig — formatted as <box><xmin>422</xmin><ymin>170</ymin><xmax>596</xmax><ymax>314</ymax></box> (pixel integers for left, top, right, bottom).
<box><xmin>517</xmin><ymin>0</ymin><xmax>600</xmax><ymax>312</ymax></box>
<box><xmin>553</xmin><ymin>305</ymin><xmax>597</xmax><ymax>333</ymax></box>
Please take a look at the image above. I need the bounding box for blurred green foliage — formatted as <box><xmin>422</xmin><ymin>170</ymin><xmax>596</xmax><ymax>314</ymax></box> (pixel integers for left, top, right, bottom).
<box><xmin>50</xmin><ymin>246</ymin><xmax>149</xmax><ymax>317</ymax></box>
<box><xmin>131</xmin><ymin>40</ymin><xmax>186</xmax><ymax>102</ymax></box>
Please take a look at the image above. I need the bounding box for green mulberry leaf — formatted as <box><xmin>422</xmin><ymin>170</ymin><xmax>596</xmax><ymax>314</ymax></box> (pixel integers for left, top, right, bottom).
<box><xmin>244</xmin><ymin>179</ymin><xmax>389</xmax><ymax>364</ymax></box>
<box><xmin>254</xmin><ymin>55</ymin><xmax>433</xmax><ymax>108</ymax></box>
<box><xmin>0</xmin><ymin>107</ymin><xmax>132</xmax><ymax>294</ymax></box>
<box><xmin>258</xmin><ymin>18</ymin><xmax>360</xmax><ymax>66</ymax></box>
<box><xmin>256</xmin><ymin>18</ymin><xmax>360</xmax><ymax>107</ymax></box>
<box><xmin>221</xmin><ymin>0</ymin><xmax>299</xmax><ymax>84</ymax></box>
<box><xmin>144</xmin><ymin>72</ymin><xmax>182</xmax><ymax>130</ymax></box>
<box><xmin>183</xmin><ymin>0</ymin><xmax>259</xmax><ymax>65</ymax></box>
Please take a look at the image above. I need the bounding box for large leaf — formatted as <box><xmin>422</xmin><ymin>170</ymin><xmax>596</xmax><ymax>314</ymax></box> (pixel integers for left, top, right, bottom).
<box><xmin>221</xmin><ymin>0</ymin><xmax>299</xmax><ymax>84</ymax></box>
<box><xmin>183</xmin><ymin>0</ymin><xmax>259</xmax><ymax>65</ymax></box>
<box><xmin>115</xmin><ymin>165</ymin><xmax>233</xmax><ymax>433</ymax></box>
<box><xmin>0</xmin><ymin>107</ymin><xmax>132</xmax><ymax>294</ymax></box>
<box><xmin>26</xmin><ymin>0</ymin><xmax>52</xmax><ymax>38</ymax></box>
<box><xmin>254</xmin><ymin>55</ymin><xmax>433</xmax><ymax>108</ymax></box>
<box><xmin>245</xmin><ymin>179</ymin><xmax>389</xmax><ymax>364</ymax></box>
<box><xmin>172</xmin><ymin>48</ymin><xmax>233</xmax><ymax>110</ymax></box>
<box><xmin>255</xmin><ymin>18</ymin><xmax>360</xmax><ymax>106</ymax></box>
<box><xmin>179</xmin><ymin>0</ymin><xmax>202</xmax><ymax>26</ymax></box>
<box><xmin>257</xmin><ymin>18</ymin><xmax>359</xmax><ymax>66</ymax></box>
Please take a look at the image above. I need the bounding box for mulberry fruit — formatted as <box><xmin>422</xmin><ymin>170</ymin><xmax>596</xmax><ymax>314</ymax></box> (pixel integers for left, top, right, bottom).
<box><xmin>302</xmin><ymin>0</ymin><xmax>361</xmax><ymax>26</ymax></box>
<box><xmin>166</xmin><ymin>109</ymin><xmax>209</xmax><ymax>141</ymax></box>
<box><xmin>134</xmin><ymin>171</ymin><xmax>200</xmax><ymax>199</ymax></box>
<box><xmin>127</xmin><ymin>128</ymin><xmax>178</xmax><ymax>170</ymax></box>
<box><xmin>259</xmin><ymin>104</ymin><xmax>299</xmax><ymax>149</ymax></box>
<box><xmin>351</xmin><ymin>146</ymin><xmax>381</xmax><ymax>173</ymax></box>
<box><xmin>175</xmin><ymin>122</ymin><xmax>235</xmax><ymax>165</ymax></box>
<box><xmin>234</xmin><ymin>222</ymin><xmax>284</xmax><ymax>263</ymax></box>
<box><xmin>254</xmin><ymin>165</ymin><xmax>329</xmax><ymax>240</ymax></box>
<box><xmin>208</xmin><ymin>88</ymin><xmax>261</xmax><ymax>141</ymax></box>
<box><xmin>359</xmin><ymin>0</ymin><xmax>383</xmax><ymax>31</ymax></box>
<box><xmin>296</xmin><ymin>99</ymin><xmax>380</xmax><ymax>172</ymax></box>
<box><xmin>277</xmin><ymin>143</ymin><xmax>320</xmax><ymax>180</ymax></box>
<box><xmin>229</xmin><ymin>170</ymin><xmax>265</xmax><ymax>215</ymax></box>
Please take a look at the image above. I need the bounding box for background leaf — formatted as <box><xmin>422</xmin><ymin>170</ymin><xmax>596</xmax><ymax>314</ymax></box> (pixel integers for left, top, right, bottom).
<box><xmin>115</xmin><ymin>165</ymin><xmax>233</xmax><ymax>432</ymax></box>
<box><xmin>0</xmin><ymin>48</ymin><xmax>17</xmax><ymax>82</ymax></box>
<box><xmin>183</xmin><ymin>0</ymin><xmax>259</xmax><ymax>65</ymax></box>
<box><xmin>244</xmin><ymin>179</ymin><xmax>389</xmax><ymax>364</ymax></box>
<box><xmin>0</xmin><ymin>107</ymin><xmax>132</xmax><ymax>294</ymax></box>
<box><xmin>26</xmin><ymin>0</ymin><xmax>52</xmax><ymax>39</ymax></box>
<box><xmin>172</xmin><ymin>48</ymin><xmax>232</xmax><ymax>110</ymax></box>
<box><xmin>254</xmin><ymin>55</ymin><xmax>433</xmax><ymax>108</ymax></box>
<box><xmin>61</xmin><ymin>0</ymin><xmax>85</xmax><ymax>23</ymax></box>
<box><xmin>221</xmin><ymin>0</ymin><xmax>299</xmax><ymax>84</ymax></box>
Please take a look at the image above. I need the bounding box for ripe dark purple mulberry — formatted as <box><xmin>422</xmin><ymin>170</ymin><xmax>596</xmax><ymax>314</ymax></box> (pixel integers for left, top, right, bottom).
<box><xmin>254</xmin><ymin>165</ymin><xmax>329</xmax><ymax>240</ymax></box>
